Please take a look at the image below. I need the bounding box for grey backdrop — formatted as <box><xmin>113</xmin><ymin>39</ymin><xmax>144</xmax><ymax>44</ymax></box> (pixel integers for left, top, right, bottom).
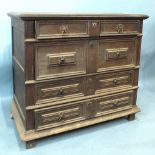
<box><xmin>0</xmin><ymin>0</ymin><xmax>155</xmax><ymax>154</ymax></box>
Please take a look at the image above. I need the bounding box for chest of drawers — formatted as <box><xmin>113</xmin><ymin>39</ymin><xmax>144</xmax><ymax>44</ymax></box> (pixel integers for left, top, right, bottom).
<box><xmin>8</xmin><ymin>12</ymin><xmax>148</xmax><ymax>148</ymax></box>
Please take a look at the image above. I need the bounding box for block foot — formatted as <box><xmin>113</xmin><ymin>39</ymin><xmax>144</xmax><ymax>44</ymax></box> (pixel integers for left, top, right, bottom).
<box><xmin>10</xmin><ymin>114</ymin><xmax>14</xmax><ymax>119</ymax></box>
<box><xmin>25</xmin><ymin>140</ymin><xmax>36</xmax><ymax>149</ymax></box>
<box><xmin>127</xmin><ymin>114</ymin><xmax>135</xmax><ymax>121</ymax></box>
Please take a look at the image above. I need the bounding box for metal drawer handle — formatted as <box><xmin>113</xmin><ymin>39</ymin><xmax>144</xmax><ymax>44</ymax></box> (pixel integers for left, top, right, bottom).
<box><xmin>60</xmin><ymin>25</ymin><xmax>68</xmax><ymax>34</ymax></box>
<box><xmin>116</xmin><ymin>24</ymin><xmax>124</xmax><ymax>33</ymax></box>
<box><xmin>112</xmin><ymin>100</ymin><xmax>118</xmax><ymax>108</ymax></box>
<box><xmin>116</xmin><ymin>51</ymin><xmax>120</xmax><ymax>58</ymax></box>
<box><xmin>87</xmin><ymin>102</ymin><xmax>93</xmax><ymax>108</ymax></box>
<box><xmin>58</xmin><ymin>56</ymin><xmax>66</xmax><ymax>65</ymax></box>
<box><xmin>58</xmin><ymin>112</ymin><xmax>64</xmax><ymax>121</ymax></box>
<box><xmin>113</xmin><ymin>79</ymin><xmax>118</xmax><ymax>86</ymax></box>
<box><xmin>59</xmin><ymin>88</ymin><xmax>64</xmax><ymax>96</ymax></box>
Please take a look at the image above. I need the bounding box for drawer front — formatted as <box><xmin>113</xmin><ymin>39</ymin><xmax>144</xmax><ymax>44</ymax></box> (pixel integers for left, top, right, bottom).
<box><xmin>95</xmin><ymin>70</ymin><xmax>135</xmax><ymax>94</ymax></box>
<box><xmin>35</xmin><ymin>103</ymin><xmax>84</xmax><ymax>130</ymax></box>
<box><xmin>97</xmin><ymin>37</ymin><xmax>136</xmax><ymax>71</ymax></box>
<box><xmin>35</xmin><ymin>90</ymin><xmax>135</xmax><ymax>130</ymax></box>
<box><xmin>35</xmin><ymin>20</ymin><xmax>89</xmax><ymax>39</ymax></box>
<box><xmin>35</xmin><ymin>41</ymin><xmax>86</xmax><ymax>80</ymax></box>
<box><xmin>36</xmin><ymin>78</ymin><xmax>85</xmax><ymax>104</ymax></box>
<box><xmin>100</xmin><ymin>20</ymin><xmax>140</xmax><ymax>35</ymax></box>
<box><xmin>96</xmin><ymin>91</ymin><xmax>133</xmax><ymax>116</ymax></box>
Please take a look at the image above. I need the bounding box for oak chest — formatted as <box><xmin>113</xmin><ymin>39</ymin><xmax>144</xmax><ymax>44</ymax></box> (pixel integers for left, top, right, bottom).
<box><xmin>8</xmin><ymin>13</ymin><xmax>148</xmax><ymax>148</ymax></box>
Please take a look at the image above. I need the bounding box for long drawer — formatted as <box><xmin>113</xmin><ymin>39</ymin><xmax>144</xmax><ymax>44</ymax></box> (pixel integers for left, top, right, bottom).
<box><xmin>28</xmin><ymin>69</ymin><xmax>137</xmax><ymax>106</ymax></box>
<box><xmin>34</xmin><ymin>90</ymin><xmax>134</xmax><ymax>131</ymax></box>
<box><xmin>34</xmin><ymin>37</ymin><xmax>138</xmax><ymax>80</ymax></box>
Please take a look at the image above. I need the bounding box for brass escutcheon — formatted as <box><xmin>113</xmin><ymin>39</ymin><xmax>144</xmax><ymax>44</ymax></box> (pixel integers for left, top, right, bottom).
<box><xmin>116</xmin><ymin>24</ymin><xmax>124</xmax><ymax>33</ymax></box>
<box><xmin>92</xmin><ymin>22</ymin><xmax>97</xmax><ymax>28</ymax></box>
<box><xmin>60</xmin><ymin>25</ymin><xmax>68</xmax><ymax>34</ymax></box>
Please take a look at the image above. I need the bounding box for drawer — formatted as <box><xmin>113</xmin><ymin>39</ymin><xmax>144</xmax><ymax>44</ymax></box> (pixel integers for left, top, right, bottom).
<box><xmin>35</xmin><ymin>90</ymin><xmax>135</xmax><ymax>130</ymax></box>
<box><xmin>35</xmin><ymin>20</ymin><xmax>89</xmax><ymax>39</ymax></box>
<box><xmin>35</xmin><ymin>103</ymin><xmax>84</xmax><ymax>130</ymax></box>
<box><xmin>95</xmin><ymin>70</ymin><xmax>135</xmax><ymax>94</ymax></box>
<box><xmin>36</xmin><ymin>78</ymin><xmax>85</xmax><ymax>104</ymax></box>
<box><xmin>97</xmin><ymin>37</ymin><xmax>136</xmax><ymax>72</ymax></box>
<box><xmin>100</xmin><ymin>20</ymin><xmax>140</xmax><ymax>35</ymax></box>
<box><xmin>35</xmin><ymin>41</ymin><xmax>86</xmax><ymax>80</ymax></box>
<box><xmin>96</xmin><ymin>91</ymin><xmax>134</xmax><ymax>116</ymax></box>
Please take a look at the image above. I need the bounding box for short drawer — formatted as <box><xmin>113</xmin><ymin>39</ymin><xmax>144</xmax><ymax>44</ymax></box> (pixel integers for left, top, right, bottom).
<box><xmin>97</xmin><ymin>37</ymin><xmax>137</xmax><ymax>71</ymax></box>
<box><xmin>100</xmin><ymin>20</ymin><xmax>140</xmax><ymax>35</ymax></box>
<box><xmin>35</xmin><ymin>103</ymin><xmax>84</xmax><ymax>130</ymax></box>
<box><xmin>95</xmin><ymin>70</ymin><xmax>135</xmax><ymax>94</ymax></box>
<box><xmin>35</xmin><ymin>41</ymin><xmax>86</xmax><ymax>80</ymax></box>
<box><xmin>96</xmin><ymin>90</ymin><xmax>134</xmax><ymax>116</ymax></box>
<box><xmin>35</xmin><ymin>20</ymin><xmax>89</xmax><ymax>39</ymax></box>
<box><xmin>36</xmin><ymin>77</ymin><xmax>85</xmax><ymax>104</ymax></box>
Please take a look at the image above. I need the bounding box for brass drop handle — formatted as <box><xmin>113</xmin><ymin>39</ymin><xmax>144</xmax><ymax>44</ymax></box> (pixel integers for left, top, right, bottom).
<box><xmin>58</xmin><ymin>112</ymin><xmax>64</xmax><ymax>121</ymax></box>
<box><xmin>116</xmin><ymin>24</ymin><xmax>124</xmax><ymax>33</ymax></box>
<box><xmin>112</xmin><ymin>100</ymin><xmax>118</xmax><ymax>108</ymax></box>
<box><xmin>87</xmin><ymin>102</ymin><xmax>93</xmax><ymax>108</ymax></box>
<box><xmin>86</xmin><ymin>101</ymin><xmax>95</xmax><ymax>113</ymax></box>
<box><xmin>59</xmin><ymin>56</ymin><xmax>66</xmax><ymax>65</ymax></box>
<box><xmin>116</xmin><ymin>51</ymin><xmax>120</xmax><ymax>58</ymax></box>
<box><xmin>60</xmin><ymin>25</ymin><xmax>68</xmax><ymax>34</ymax></box>
<box><xmin>86</xmin><ymin>101</ymin><xmax>96</xmax><ymax>118</ymax></box>
<box><xmin>113</xmin><ymin>79</ymin><xmax>118</xmax><ymax>86</ymax></box>
<box><xmin>59</xmin><ymin>88</ymin><xmax>64</xmax><ymax>95</ymax></box>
